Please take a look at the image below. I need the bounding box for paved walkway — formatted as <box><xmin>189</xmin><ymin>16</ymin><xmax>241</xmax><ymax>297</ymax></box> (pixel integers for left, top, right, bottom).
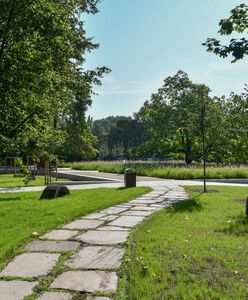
<box><xmin>0</xmin><ymin>186</ymin><xmax>189</xmax><ymax>300</ymax></box>
<box><xmin>1</xmin><ymin>177</ymin><xmax>248</xmax><ymax>194</ymax></box>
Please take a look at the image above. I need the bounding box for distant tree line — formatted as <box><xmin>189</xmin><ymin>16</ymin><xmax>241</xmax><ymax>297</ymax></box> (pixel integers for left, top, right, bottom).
<box><xmin>91</xmin><ymin>70</ymin><xmax>248</xmax><ymax>165</ymax></box>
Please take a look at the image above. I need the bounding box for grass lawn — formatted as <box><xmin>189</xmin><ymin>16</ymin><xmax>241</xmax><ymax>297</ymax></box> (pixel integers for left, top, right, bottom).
<box><xmin>0</xmin><ymin>187</ymin><xmax>150</xmax><ymax>270</ymax></box>
<box><xmin>61</xmin><ymin>161</ymin><xmax>248</xmax><ymax>180</ymax></box>
<box><xmin>0</xmin><ymin>173</ymin><xmax>68</xmax><ymax>188</ymax></box>
<box><xmin>117</xmin><ymin>186</ymin><xmax>248</xmax><ymax>300</ymax></box>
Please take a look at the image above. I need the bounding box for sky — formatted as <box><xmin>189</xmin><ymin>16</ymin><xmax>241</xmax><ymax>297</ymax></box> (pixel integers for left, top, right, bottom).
<box><xmin>83</xmin><ymin>0</ymin><xmax>248</xmax><ymax>120</ymax></box>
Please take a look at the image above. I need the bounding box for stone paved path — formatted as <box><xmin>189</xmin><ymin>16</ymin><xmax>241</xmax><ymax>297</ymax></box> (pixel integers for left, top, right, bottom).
<box><xmin>0</xmin><ymin>186</ymin><xmax>189</xmax><ymax>300</ymax></box>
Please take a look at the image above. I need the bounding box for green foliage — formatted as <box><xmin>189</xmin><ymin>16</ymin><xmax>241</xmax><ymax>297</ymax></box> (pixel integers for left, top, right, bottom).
<box><xmin>117</xmin><ymin>186</ymin><xmax>248</xmax><ymax>300</ymax></box>
<box><xmin>15</xmin><ymin>158</ymin><xmax>31</xmax><ymax>185</ymax></box>
<box><xmin>226</xmin><ymin>87</ymin><xmax>248</xmax><ymax>162</ymax></box>
<box><xmin>92</xmin><ymin>116</ymin><xmax>147</xmax><ymax>159</ymax></box>
<box><xmin>15</xmin><ymin>158</ymin><xmax>29</xmax><ymax>177</ymax></box>
<box><xmin>0</xmin><ymin>0</ymin><xmax>109</xmax><ymax>159</ymax></box>
<box><xmin>203</xmin><ymin>3</ymin><xmax>248</xmax><ymax>62</ymax></box>
<box><xmin>138</xmin><ymin>71</ymin><xmax>228</xmax><ymax>164</ymax></box>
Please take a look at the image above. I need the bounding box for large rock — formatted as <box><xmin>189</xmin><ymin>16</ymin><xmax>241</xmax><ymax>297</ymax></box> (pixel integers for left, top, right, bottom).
<box><xmin>40</xmin><ymin>185</ymin><xmax>70</xmax><ymax>200</ymax></box>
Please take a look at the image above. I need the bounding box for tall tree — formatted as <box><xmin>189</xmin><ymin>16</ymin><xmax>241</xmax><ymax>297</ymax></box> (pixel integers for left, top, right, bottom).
<box><xmin>138</xmin><ymin>71</ymin><xmax>227</xmax><ymax>165</ymax></box>
<box><xmin>225</xmin><ymin>87</ymin><xmax>248</xmax><ymax>162</ymax></box>
<box><xmin>0</xmin><ymin>0</ymin><xmax>108</xmax><ymax>158</ymax></box>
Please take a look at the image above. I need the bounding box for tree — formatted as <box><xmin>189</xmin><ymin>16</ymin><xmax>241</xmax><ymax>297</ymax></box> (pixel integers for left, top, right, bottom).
<box><xmin>225</xmin><ymin>87</ymin><xmax>248</xmax><ymax>163</ymax></box>
<box><xmin>92</xmin><ymin>116</ymin><xmax>147</xmax><ymax>159</ymax></box>
<box><xmin>138</xmin><ymin>71</ymin><xmax>228</xmax><ymax>167</ymax></box>
<box><xmin>0</xmin><ymin>0</ymin><xmax>109</xmax><ymax>159</ymax></box>
<box><xmin>203</xmin><ymin>3</ymin><xmax>248</xmax><ymax>62</ymax></box>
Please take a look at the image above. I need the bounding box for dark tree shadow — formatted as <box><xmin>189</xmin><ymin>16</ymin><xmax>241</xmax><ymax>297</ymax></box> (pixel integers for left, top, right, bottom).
<box><xmin>0</xmin><ymin>196</ymin><xmax>21</xmax><ymax>202</ymax></box>
<box><xmin>166</xmin><ymin>198</ymin><xmax>203</xmax><ymax>215</ymax></box>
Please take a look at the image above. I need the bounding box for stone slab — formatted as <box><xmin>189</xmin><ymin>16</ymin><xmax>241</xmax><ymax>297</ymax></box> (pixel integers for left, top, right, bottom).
<box><xmin>96</xmin><ymin>226</ymin><xmax>130</xmax><ymax>231</ymax></box>
<box><xmin>108</xmin><ymin>216</ymin><xmax>145</xmax><ymax>228</ymax></box>
<box><xmin>100</xmin><ymin>215</ymin><xmax>118</xmax><ymax>221</ymax></box>
<box><xmin>37</xmin><ymin>292</ymin><xmax>72</xmax><ymax>300</ymax></box>
<box><xmin>41</xmin><ymin>230</ymin><xmax>79</xmax><ymax>240</ymax></box>
<box><xmin>0</xmin><ymin>253</ymin><xmax>60</xmax><ymax>277</ymax></box>
<box><xmin>50</xmin><ymin>271</ymin><xmax>118</xmax><ymax>293</ymax></box>
<box><xmin>81</xmin><ymin>297</ymin><xmax>112</xmax><ymax>300</ymax></box>
<box><xmin>99</xmin><ymin>207</ymin><xmax>128</xmax><ymax>214</ymax></box>
<box><xmin>127</xmin><ymin>203</ymin><xmax>149</xmax><ymax>207</ymax></box>
<box><xmin>65</xmin><ymin>246</ymin><xmax>124</xmax><ymax>269</ymax></box>
<box><xmin>63</xmin><ymin>219</ymin><xmax>104</xmax><ymax>230</ymax></box>
<box><xmin>0</xmin><ymin>280</ymin><xmax>38</xmax><ymax>300</ymax></box>
<box><xmin>121</xmin><ymin>210</ymin><xmax>153</xmax><ymax>216</ymax></box>
<box><xmin>82</xmin><ymin>213</ymin><xmax>106</xmax><ymax>219</ymax></box>
<box><xmin>129</xmin><ymin>200</ymin><xmax>161</xmax><ymax>204</ymax></box>
<box><xmin>149</xmin><ymin>204</ymin><xmax>165</xmax><ymax>208</ymax></box>
<box><xmin>130</xmin><ymin>206</ymin><xmax>159</xmax><ymax>211</ymax></box>
<box><xmin>26</xmin><ymin>240</ymin><xmax>80</xmax><ymax>252</ymax></box>
<box><xmin>76</xmin><ymin>230</ymin><xmax>129</xmax><ymax>245</ymax></box>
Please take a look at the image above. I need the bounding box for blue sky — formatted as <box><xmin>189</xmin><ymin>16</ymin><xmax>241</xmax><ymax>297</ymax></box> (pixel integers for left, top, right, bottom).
<box><xmin>84</xmin><ymin>0</ymin><xmax>248</xmax><ymax>120</ymax></box>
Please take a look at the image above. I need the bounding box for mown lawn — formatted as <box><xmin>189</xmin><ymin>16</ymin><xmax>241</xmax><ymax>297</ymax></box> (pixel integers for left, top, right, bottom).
<box><xmin>0</xmin><ymin>174</ymin><xmax>68</xmax><ymax>188</ymax></box>
<box><xmin>117</xmin><ymin>186</ymin><xmax>248</xmax><ymax>300</ymax></box>
<box><xmin>0</xmin><ymin>187</ymin><xmax>150</xmax><ymax>270</ymax></box>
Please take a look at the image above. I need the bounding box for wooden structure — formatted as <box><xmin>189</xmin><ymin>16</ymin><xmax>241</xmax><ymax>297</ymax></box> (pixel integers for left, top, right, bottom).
<box><xmin>43</xmin><ymin>156</ymin><xmax>58</xmax><ymax>185</ymax></box>
<box><xmin>5</xmin><ymin>156</ymin><xmax>19</xmax><ymax>176</ymax></box>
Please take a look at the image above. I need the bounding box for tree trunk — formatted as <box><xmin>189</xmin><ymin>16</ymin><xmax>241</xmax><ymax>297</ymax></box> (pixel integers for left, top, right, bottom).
<box><xmin>185</xmin><ymin>135</ymin><xmax>192</xmax><ymax>165</ymax></box>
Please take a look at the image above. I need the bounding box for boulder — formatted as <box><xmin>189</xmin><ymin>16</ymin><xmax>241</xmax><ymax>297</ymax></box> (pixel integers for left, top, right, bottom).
<box><xmin>39</xmin><ymin>185</ymin><xmax>70</xmax><ymax>200</ymax></box>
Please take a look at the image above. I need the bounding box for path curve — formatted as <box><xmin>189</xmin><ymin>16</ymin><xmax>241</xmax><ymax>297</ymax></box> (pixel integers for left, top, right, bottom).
<box><xmin>0</xmin><ymin>186</ymin><xmax>189</xmax><ymax>300</ymax></box>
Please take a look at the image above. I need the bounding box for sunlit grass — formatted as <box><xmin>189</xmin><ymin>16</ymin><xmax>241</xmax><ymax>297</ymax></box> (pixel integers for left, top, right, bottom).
<box><xmin>61</xmin><ymin>161</ymin><xmax>248</xmax><ymax>180</ymax></box>
<box><xmin>116</xmin><ymin>186</ymin><xmax>248</xmax><ymax>300</ymax></box>
<box><xmin>0</xmin><ymin>187</ymin><xmax>150</xmax><ymax>270</ymax></box>
<box><xmin>0</xmin><ymin>174</ymin><xmax>68</xmax><ymax>188</ymax></box>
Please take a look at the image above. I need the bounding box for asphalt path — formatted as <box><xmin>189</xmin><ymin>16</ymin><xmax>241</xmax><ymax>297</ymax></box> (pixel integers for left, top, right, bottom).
<box><xmin>0</xmin><ymin>168</ymin><xmax>248</xmax><ymax>193</ymax></box>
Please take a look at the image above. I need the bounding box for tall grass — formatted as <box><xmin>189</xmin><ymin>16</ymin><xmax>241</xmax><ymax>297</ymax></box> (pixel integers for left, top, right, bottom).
<box><xmin>60</xmin><ymin>161</ymin><xmax>248</xmax><ymax>179</ymax></box>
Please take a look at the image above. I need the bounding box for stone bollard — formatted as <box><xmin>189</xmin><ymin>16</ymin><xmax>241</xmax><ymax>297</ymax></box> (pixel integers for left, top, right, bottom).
<box><xmin>124</xmin><ymin>168</ymin><xmax>136</xmax><ymax>188</ymax></box>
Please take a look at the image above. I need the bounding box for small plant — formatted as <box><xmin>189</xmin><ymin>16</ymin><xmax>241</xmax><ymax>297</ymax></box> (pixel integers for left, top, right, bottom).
<box><xmin>15</xmin><ymin>158</ymin><xmax>31</xmax><ymax>185</ymax></box>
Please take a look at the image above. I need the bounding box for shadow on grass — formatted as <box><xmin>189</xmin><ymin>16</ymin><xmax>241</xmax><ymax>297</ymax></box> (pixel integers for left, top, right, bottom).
<box><xmin>167</xmin><ymin>198</ymin><xmax>203</xmax><ymax>215</ymax></box>
<box><xmin>219</xmin><ymin>214</ymin><xmax>248</xmax><ymax>236</ymax></box>
<box><xmin>117</xmin><ymin>187</ymin><xmax>126</xmax><ymax>191</ymax></box>
<box><xmin>0</xmin><ymin>196</ymin><xmax>21</xmax><ymax>202</ymax></box>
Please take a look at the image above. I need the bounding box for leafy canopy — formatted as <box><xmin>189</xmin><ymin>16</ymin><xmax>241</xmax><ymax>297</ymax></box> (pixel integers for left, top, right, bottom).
<box><xmin>0</xmin><ymin>0</ymin><xmax>109</xmax><ymax>159</ymax></box>
<box><xmin>203</xmin><ymin>3</ymin><xmax>248</xmax><ymax>62</ymax></box>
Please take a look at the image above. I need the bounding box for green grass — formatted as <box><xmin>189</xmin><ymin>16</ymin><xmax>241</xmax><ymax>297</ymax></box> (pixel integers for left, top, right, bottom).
<box><xmin>0</xmin><ymin>174</ymin><xmax>68</xmax><ymax>188</ymax></box>
<box><xmin>116</xmin><ymin>186</ymin><xmax>248</xmax><ymax>300</ymax></box>
<box><xmin>61</xmin><ymin>161</ymin><xmax>248</xmax><ymax>180</ymax></box>
<box><xmin>0</xmin><ymin>187</ymin><xmax>150</xmax><ymax>270</ymax></box>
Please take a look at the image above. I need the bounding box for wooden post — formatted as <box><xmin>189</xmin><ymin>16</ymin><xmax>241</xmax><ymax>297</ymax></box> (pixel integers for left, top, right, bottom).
<box><xmin>44</xmin><ymin>160</ymin><xmax>49</xmax><ymax>185</ymax></box>
<box><xmin>49</xmin><ymin>160</ymin><xmax>52</xmax><ymax>183</ymax></box>
<box><xmin>201</xmin><ymin>96</ymin><xmax>207</xmax><ymax>193</ymax></box>
<box><xmin>246</xmin><ymin>197</ymin><xmax>248</xmax><ymax>217</ymax></box>
<box><xmin>13</xmin><ymin>158</ymin><xmax>16</xmax><ymax>177</ymax></box>
<box><xmin>55</xmin><ymin>159</ymin><xmax>58</xmax><ymax>181</ymax></box>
